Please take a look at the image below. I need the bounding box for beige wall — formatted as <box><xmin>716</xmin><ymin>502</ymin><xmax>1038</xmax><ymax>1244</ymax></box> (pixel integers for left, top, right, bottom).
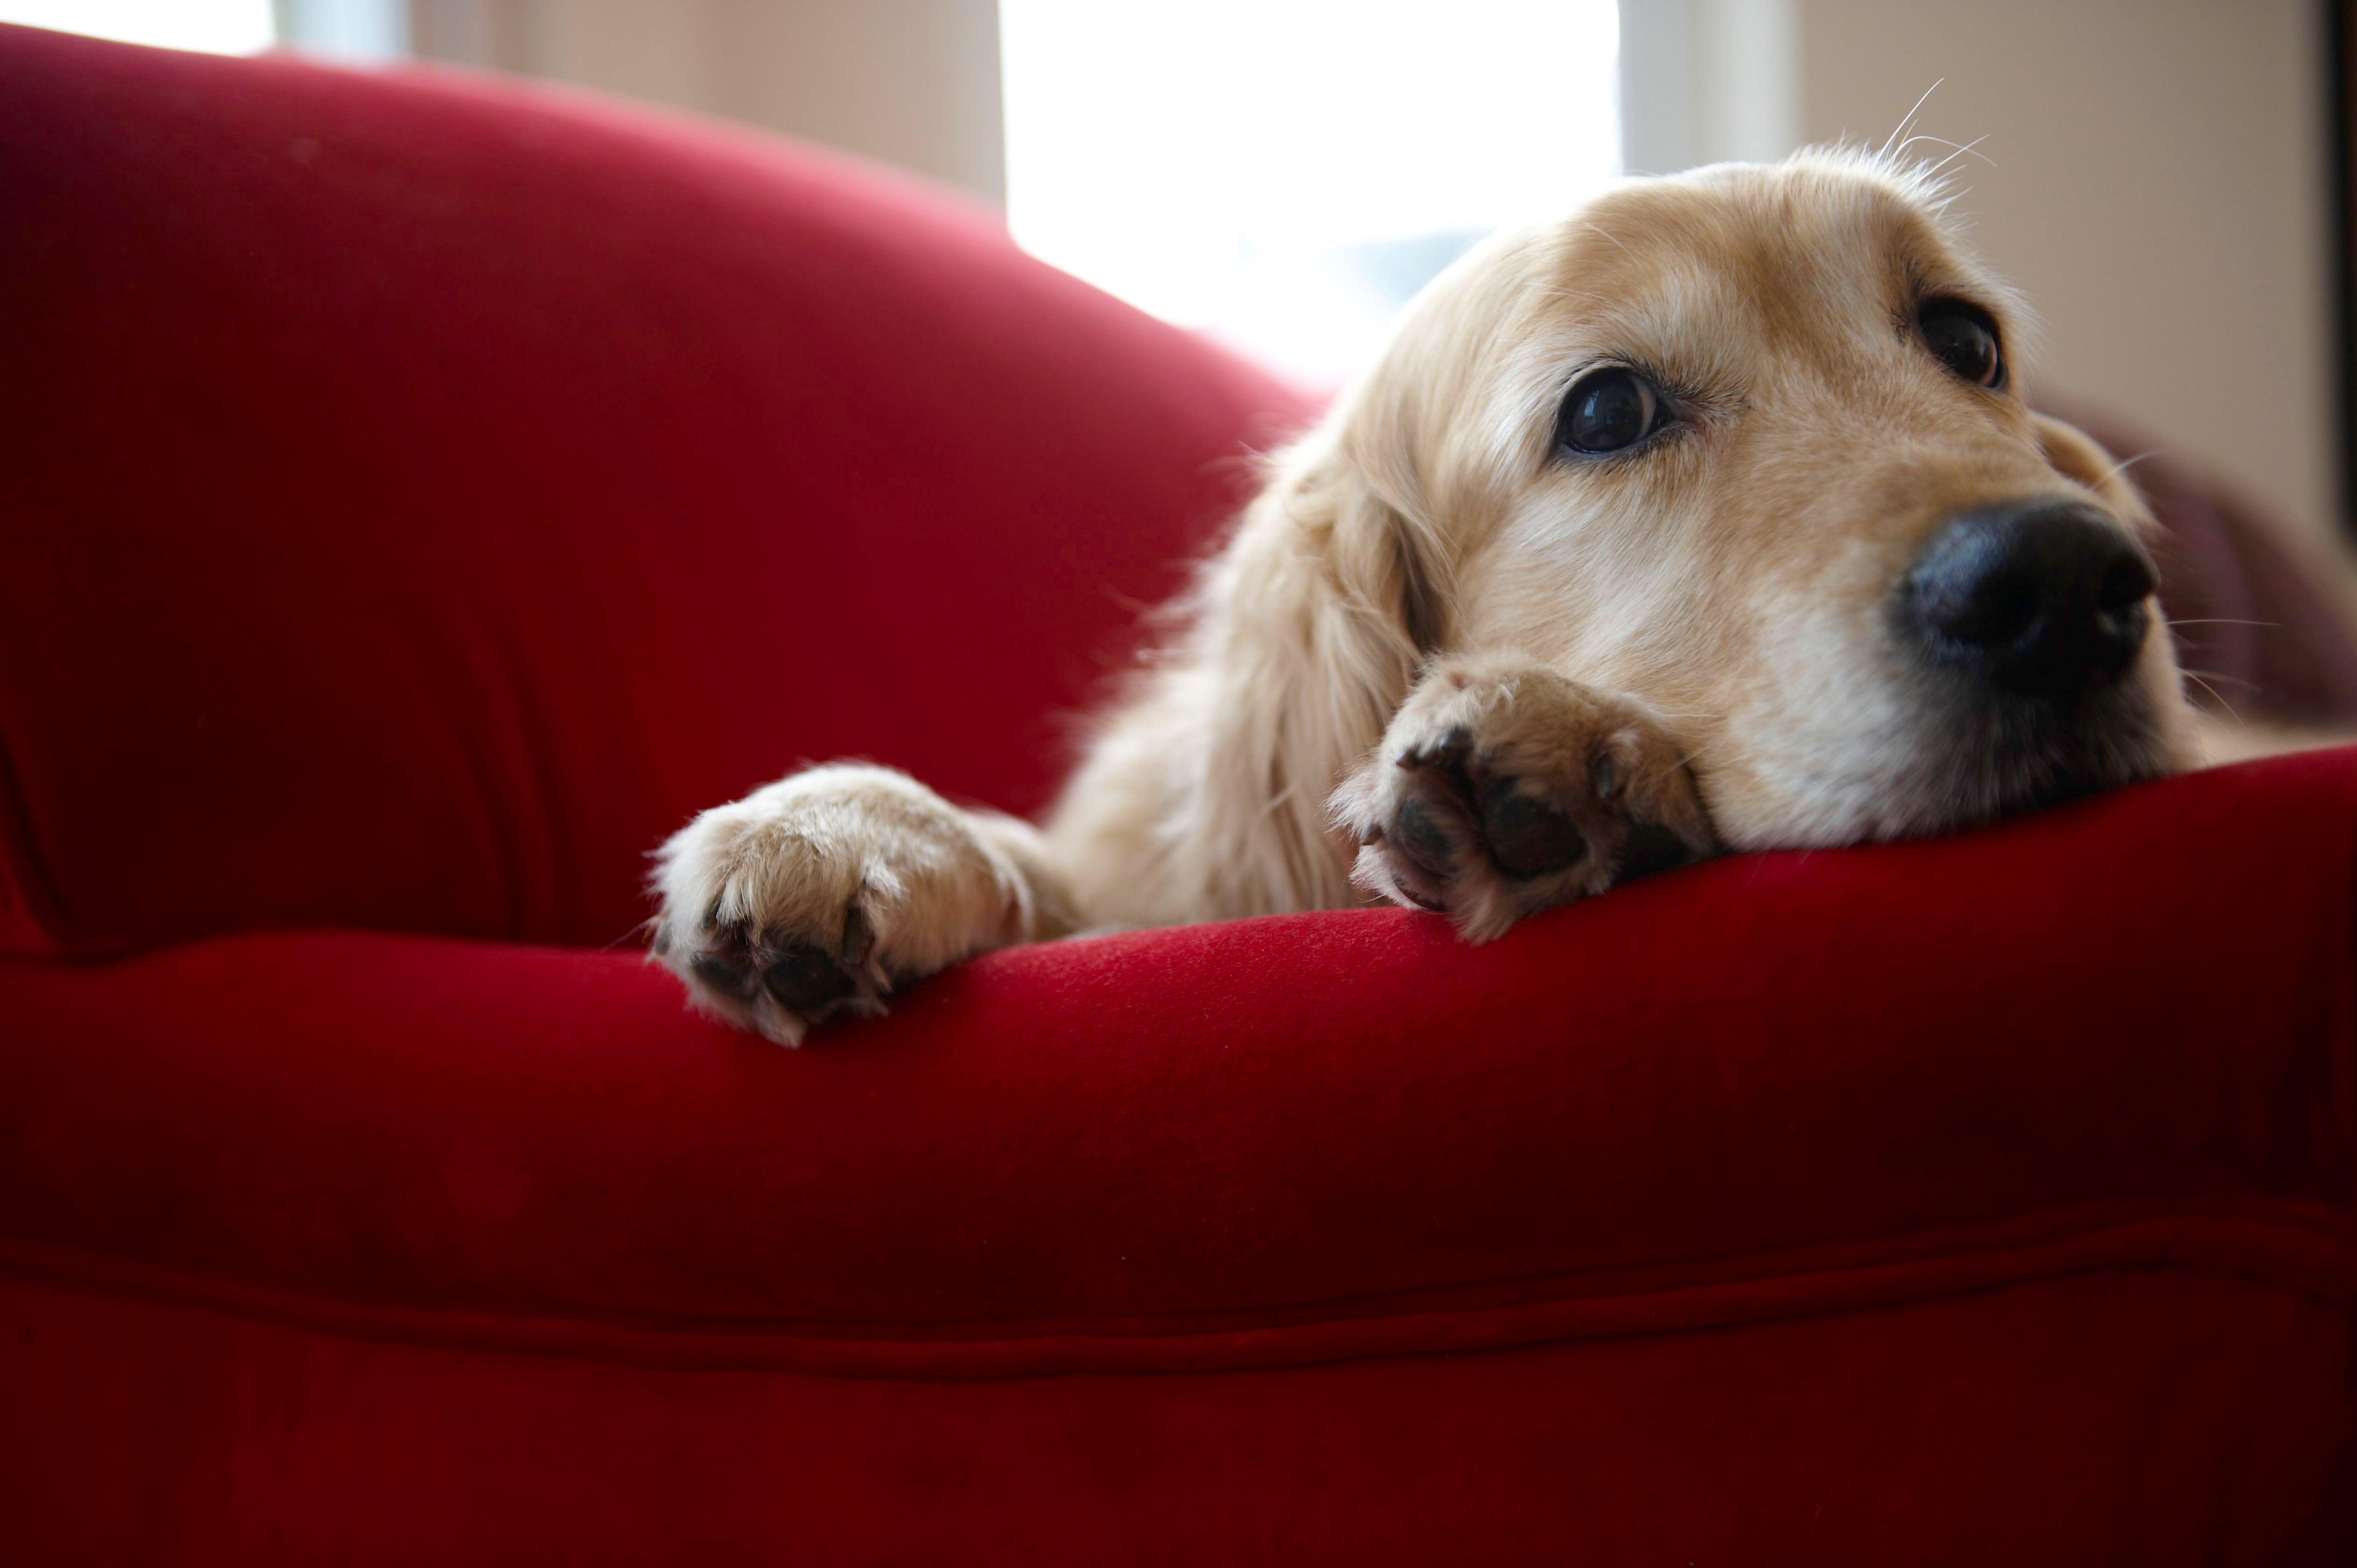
<box><xmin>404</xmin><ymin>2</ymin><xmax>2340</xmax><ymax>547</ymax></box>
<box><xmin>1799</xmin><ymin>0</ymin><xmax>2338</xmax><ymax>545</ymax></box>
<box><xmin>411</xmin><ymin>0</ymin><xmax>1005</xmax><ymax>203</ymax></box>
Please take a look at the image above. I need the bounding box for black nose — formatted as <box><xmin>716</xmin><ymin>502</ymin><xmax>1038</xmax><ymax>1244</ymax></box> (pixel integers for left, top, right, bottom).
<box><xmin>1897</xmin><ymin>499</ymin><xmax>2157</xmax><ymax>697</ymax></box>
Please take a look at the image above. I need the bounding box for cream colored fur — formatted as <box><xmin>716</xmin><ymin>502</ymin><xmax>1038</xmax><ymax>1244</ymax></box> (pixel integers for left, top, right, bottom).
<box><xmin>652</xmin><ymin>149</ymin><xmax>2213</xmax><ymax>1046</ymax></box>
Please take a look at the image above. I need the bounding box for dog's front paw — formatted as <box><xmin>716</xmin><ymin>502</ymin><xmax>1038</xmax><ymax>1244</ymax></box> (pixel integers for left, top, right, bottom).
<box><xmin>650</xmin><ymin>765</ymin><xmax>1037</xmax><ymax>1045</ymax></box>
<box><xmin>1332</xmin><ymin>657</ymin><xmax>1715</xmax><ymax>941</ymax></box>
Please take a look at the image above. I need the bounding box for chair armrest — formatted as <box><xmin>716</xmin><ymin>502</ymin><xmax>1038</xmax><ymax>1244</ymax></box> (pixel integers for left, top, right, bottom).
<box><xmin>4</xmin><ymin>750</ymin><xmax>2352</xmax><ymax>1375</ymax></box>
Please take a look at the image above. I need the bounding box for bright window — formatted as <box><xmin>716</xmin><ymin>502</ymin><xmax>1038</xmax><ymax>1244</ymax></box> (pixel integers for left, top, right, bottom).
<box><xmin>1000</xmin><ymin>0</ymin><xmax>1622</xmax><ymax>384</ymax></box>
<box><xmin>0</xmin><ymin>0</ymin><xmax>272</xmax><ymax>54</ymax></box>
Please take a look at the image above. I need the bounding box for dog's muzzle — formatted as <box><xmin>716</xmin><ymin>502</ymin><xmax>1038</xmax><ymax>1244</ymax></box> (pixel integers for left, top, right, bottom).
<box><xmin>1894</xmin><ymin>497</ymin><xmax>2157</xmax><ymax>698</ymax></box>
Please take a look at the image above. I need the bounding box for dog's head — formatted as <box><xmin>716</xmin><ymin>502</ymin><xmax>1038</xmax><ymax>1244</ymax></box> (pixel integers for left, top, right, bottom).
<box><xmin>1322</xmin><ymin>149</ymin><xmax>2195</xmax><ymax>849</ymax></box>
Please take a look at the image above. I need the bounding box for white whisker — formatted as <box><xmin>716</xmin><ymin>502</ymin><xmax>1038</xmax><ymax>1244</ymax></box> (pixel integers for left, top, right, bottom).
<box><xmin>1880</xmin><ymin>82</ymin><xmax>1946</xmax><ymax>160</ymax></box>
<box><xmin>2091</xmin><ymin>449</ymin><xmax>2163</xmax><ymax>490</ymax></box>
<box><xmin>2180</xmin><ymin>670</ymin><xmax>2248</xmax><ymax>726</ymax></box>
<box><xmin>1908</xmin><ymin>133</ymin><xmax>1996</xmax><ymax>178</ymax></box>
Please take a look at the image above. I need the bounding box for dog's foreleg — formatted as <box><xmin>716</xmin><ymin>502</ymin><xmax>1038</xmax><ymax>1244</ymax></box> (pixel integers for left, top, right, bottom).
<box><xmin>1331</xmin><ymin>655</ymin><xmax>1716</xmax><ymax>941</ymax></box>
<box><xmin>649</xmin><ymin>764</ymin><xmax>1078</xmax><ymax>1045</ymax></box>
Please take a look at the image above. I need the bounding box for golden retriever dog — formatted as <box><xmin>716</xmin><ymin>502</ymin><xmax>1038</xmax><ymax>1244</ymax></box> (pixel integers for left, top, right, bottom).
<box><xmin>649</xmin><ymin>148</ymin><xmax>2199</xmax><ymax>1045</ymax></box>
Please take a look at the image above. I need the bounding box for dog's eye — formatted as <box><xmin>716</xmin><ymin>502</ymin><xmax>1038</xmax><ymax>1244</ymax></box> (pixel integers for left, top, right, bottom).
<box><xmin>1557</xmin><ymin>368</ymin><xmax>1663</xmax><ymax>455</ymax></box>
<box><xmin>1918</xmin><ymin>300</ymin><xmax>2003</xmax><ymax>388</ymax></box>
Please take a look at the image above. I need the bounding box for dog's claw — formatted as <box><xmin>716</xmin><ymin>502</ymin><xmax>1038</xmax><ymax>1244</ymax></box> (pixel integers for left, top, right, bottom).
<box><xmin>1590</xmin><ymin>751</ymin><xmax>1620</xmax><ymax>800</ymax></box>
<box><xmin>1401</xmin><ymin>724</ymin><xmax>1473</xmax><ymax>771</ymax></box>
<box><xmin>839</xmin><ymin>905</ymin><xmax>875</xmax><ymax>967</ymax></box>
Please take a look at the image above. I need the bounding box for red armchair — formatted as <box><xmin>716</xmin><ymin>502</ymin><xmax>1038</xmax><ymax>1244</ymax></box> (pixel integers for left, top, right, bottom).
<box><xmin>2</xmin><ymin>25</ymin><xmax>2353</xmax><ymax>1563</ymax></box>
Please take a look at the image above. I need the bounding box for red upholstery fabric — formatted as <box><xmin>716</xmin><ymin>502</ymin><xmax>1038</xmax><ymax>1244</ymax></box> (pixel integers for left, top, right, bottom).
<box><xmin>4</xmin><ymin>753</ymin><xmax>2356</xmax><ymax>1560</ymax></box>
<box><xmin>5</xmin><ymin>747</ymin><xmax>2357</xmax><ymax>1560</ymax></box>
<box><xmin>3</xmin><ymin>23</ymin><xmax>2356</xmax><ymax>1564</ymax></box>
<box><xmin>6</xmin><ymin>750</ymin><xmax>2357</xmax><ymax>1351</ymax></box>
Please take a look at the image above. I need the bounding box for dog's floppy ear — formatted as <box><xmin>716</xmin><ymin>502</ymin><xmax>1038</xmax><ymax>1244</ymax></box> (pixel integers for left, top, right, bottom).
<box><xmin>1216</xmin><ymin>335</ymin><xmax>1464</xmax><ymax>718</ymax></box>
<box><xmin>1283</xmin><ymin>433</ymin><xmax>1452</xmax><ymax>662</ymax></box>
<box><xmin>1140</xmin><ymin>389</ymin><xmax>1459</xmax><ymax>914</ymax></box>
<box><xmin>1332</xmin><ymin>320</ymin><xmax>1475</xmax><ymax>660</ymax></box>
<box><xmin>1211</xmin><ymin>424</ymin><xmax>1447</xmax><ymax>753</ymax></box>
<box><xmin>2034</xmin><ymin>411</ymin><xmax>2153</xmax><ymax>526</ymax></box>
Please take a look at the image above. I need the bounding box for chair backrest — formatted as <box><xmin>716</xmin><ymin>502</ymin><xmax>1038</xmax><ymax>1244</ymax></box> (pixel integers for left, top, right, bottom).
<box><xmin>0</xmin><ymin>25</ymin><xmax>1312</xmax><ymax>957</ymax></box>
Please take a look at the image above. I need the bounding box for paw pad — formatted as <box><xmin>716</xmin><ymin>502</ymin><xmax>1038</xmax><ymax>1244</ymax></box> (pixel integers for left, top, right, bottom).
<box><xmin>1337</xmin><ymin>665</ymin><xmax>1717</xmax><ymax>941</ymax></box>
<box><xmin>688</xmin><ymin>950</ymin><xmax>759</xmax><ymax>1002</ymax></box>
<box><xmin>670</xmin><ymin>899</ymin><xmax>887</xmax><ymax>1044</ymax></box>
<box><xmin>762</xmin><ymin>944</ymin><xmax>855</xmax><ymax>1013</ymax></box>
<box><xmin>1479</xmin><ymin>782</ymin><xmax>1587</xmax><ymax>879</ymax></box>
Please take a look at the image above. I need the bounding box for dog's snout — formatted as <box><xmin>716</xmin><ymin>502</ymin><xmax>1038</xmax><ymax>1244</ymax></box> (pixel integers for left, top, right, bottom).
<box><xmin>1898</xmin><ymin>498</ymin><xmax>2156</xmax><ymax>697</ymax></box>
